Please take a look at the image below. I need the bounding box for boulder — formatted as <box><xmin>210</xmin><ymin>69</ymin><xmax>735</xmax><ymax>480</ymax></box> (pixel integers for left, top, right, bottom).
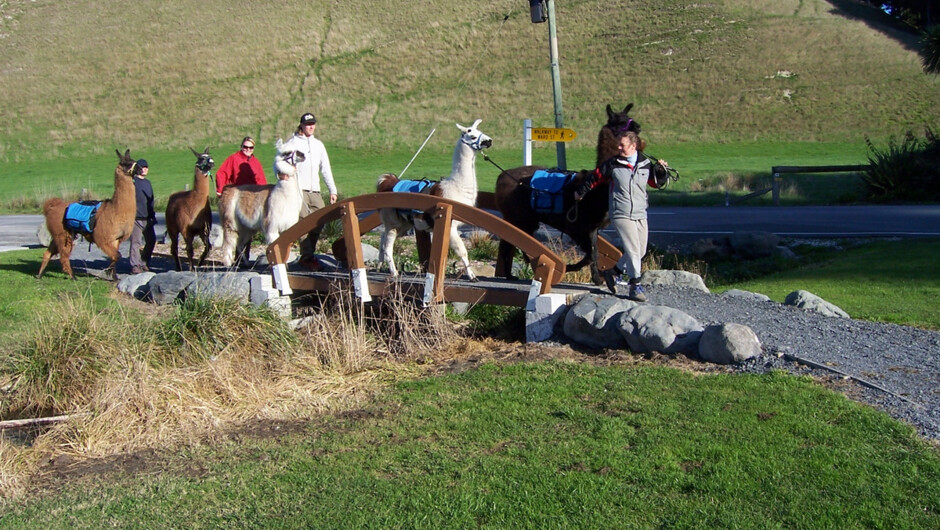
<box><xmin>698</xmin><ymin>323</ymin><xmax>762</xmax><ymax>364</ymax></box>
<box><xmin>618</xmin><ymin>305</ymin><xmax>703</xmax><ymax>355</ymax></box>
<box><xmin>184</xmin><ymin>271</ymin><xmax>259</xmax><ymax>302</ymax></box>
<box><xmin>562</xmin><ymin>294</ymin><xmax>638</xmax><ymax>349</ymax></box>
<box><xmin>784</xmin><ymin>290</ymin><xmax>850</xmax><ymax>318</ymax></box>
<box><xmin>148</xmin><ymin>271</ymin><xmax>197</xmax><ymax>305</ymax></box>
<box><xmin>729</xmin><ymin>231</ymin><xmax>780</xmax><ymax>259</ymax></box>
<box><xmin>641</xmin><ymin>269</ymin><xmax>709</xmax><ymax>293</ymax></box>
<box><xmin>117</xmin><ymin>271</ymin><xmax>157</xmax><ymax>300</ymax></box>
<box><xmin>720</xmin><ymin>289</ymin><xmax>772</xmax><ymax>302</ymax></box>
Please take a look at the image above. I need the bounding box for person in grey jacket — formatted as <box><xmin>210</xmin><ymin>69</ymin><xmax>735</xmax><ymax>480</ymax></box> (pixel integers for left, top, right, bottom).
<box><xmin>279</xmin><ymin>112</ymin><xmax>338</xmax><ymax>270</ymax></box>
<box><xmin>575</xmin><ymin>131</ymin><xmax>661</xmax><ymax>301</ymax></box>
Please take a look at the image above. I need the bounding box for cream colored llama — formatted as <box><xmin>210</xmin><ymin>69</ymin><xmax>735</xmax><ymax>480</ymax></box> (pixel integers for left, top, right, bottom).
<box><xmin>376</xmin><ymin>120</ymin><xmax>492</xmax><ymax>280</ymax></box>
<box><xmin>218</xmin><ymin>140</ymin><xmax>305</xmax><ymax>267</ymax></box>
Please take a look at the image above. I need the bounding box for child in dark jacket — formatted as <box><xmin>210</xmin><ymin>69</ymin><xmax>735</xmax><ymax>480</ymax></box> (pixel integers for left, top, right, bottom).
<box><xmin>130</xmin><ymin>159</ymin><xmax>155</xmax><ymax>274</ymax></box>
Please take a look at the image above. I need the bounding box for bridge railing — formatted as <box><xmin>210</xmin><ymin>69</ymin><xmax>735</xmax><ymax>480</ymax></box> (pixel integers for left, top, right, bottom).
<box><xmin>264</xmin><ymin>193</ymin><xmax>572</xmax><ymax>304</ymax></box>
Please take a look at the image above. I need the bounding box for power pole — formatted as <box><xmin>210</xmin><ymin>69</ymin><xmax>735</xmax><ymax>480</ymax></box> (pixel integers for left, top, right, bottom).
<box><xmin>530</xmin><ymin>0</ymin><xmax>566</xmax><ymax>169</ymax></box>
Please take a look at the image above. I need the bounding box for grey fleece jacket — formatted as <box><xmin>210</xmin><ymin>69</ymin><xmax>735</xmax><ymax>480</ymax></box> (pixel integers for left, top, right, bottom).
<box><xmin>600</xmin><ymin>153</ymin><xmax>651</xmax><ymax>221</ymax></box>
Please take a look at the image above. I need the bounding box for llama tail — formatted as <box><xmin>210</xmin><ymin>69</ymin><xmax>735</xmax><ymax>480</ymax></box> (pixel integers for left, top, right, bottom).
<box><xmin>376</xmin><ymin>173</ymin><xmax>399</xmax><ymax>192</ymax></box>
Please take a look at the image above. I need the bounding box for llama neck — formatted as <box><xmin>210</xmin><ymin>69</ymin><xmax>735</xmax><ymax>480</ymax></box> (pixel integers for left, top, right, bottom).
<box><xmin>113</xmin><ymin>170</ymin><xmax>136</xmax><ymax>205</ymax></box>
<box><xmin>448</xmin><ymin>141</ymin><xmax>478</xmax><ymax>196</ymax></box>
<box><xmin>193</xmin><ymin>169</ymin><xmax>210</xmax><ymax>199</ymax></box>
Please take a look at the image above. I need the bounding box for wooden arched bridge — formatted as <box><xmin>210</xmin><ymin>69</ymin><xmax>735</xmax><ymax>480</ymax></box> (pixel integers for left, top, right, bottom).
<box><xmin>264</xmin><ymin>192</ymin><xmax>622</xmax><ymax>307</ymax></box>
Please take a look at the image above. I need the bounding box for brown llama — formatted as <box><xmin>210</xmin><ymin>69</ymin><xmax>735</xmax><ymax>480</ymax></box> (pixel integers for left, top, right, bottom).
<box><xmin>165</xmin><ymin>147</ymin><xmax>215</xmax><ymax>270</ymax></box>
<box><xmin>37</xmin><ymin>149</ymin><xmax>138</xmax><ymax>280</ymax></box>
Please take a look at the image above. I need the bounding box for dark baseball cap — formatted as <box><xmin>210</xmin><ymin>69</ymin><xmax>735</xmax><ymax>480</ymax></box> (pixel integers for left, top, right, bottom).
<box><xmin>300</xmin><ymin>113</ymin><xmax>317</xmax><ymax>125</ymax></box>
<box><xmin>137</xmin><ymin>159</ymin><xmax>148</xmax><ymax>167</ymax></box>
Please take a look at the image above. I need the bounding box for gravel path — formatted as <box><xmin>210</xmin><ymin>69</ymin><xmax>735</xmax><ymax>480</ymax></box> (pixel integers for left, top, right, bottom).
<box><xmin>647</xmin><ymin>285</ymin><xmax>940</xmax><ymax>442</ymax></box>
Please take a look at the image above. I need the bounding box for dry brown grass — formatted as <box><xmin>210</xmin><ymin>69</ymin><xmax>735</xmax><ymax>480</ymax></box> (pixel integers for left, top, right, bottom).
<box><xmin>0</xmin><ymin>285</ymin><xmax>464</xmax><ymax>499</ymax></box>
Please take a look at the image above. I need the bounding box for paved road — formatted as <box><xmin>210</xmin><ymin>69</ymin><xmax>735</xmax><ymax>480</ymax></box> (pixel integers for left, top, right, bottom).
<box><xmin>4</xmin><ymin>204</ymin><xmax>940</xmax><ymax>262</ymax></box>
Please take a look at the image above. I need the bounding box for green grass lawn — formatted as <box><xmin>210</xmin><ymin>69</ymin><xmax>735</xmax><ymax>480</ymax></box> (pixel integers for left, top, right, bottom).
<box><xmin>0</xmin><ymin>140</ymin><xmax>871</xmax><ymax>213</ymax></box>
<box><xmin>3</xmin><ymin>362</ymin><xmax>938</xmax><ymax>527</ymax></box>
<box><xmin>715</xmin><ymin>238</ymin><xmax>940</xmax><ymax>329</ymax></box>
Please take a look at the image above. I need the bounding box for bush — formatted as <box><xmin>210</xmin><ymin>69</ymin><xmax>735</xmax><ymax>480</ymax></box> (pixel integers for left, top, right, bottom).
<box><xmin>863</xmin><ymin>127</ymin><xmax>940</xmax><ymax>201</ymax></box>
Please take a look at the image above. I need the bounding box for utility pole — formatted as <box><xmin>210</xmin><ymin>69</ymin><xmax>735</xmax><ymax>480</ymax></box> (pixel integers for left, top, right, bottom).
<box><xmin>529</xmin><ymin>0</ymin><xmax>566</xmax><ymax>169</ymax></box>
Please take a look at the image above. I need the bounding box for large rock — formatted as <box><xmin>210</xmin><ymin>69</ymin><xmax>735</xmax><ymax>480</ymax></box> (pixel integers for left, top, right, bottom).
<box><xmin>641</xmin><ymin>269</ymin><xmax>709</xmax><ymax>292</ymax></box>
<box><xmin>618</xmin><ymin>305</ymin><xmax>703</xmax><ymax>355</ymax></box>
<box><xmin>784</xmin><ymin>290</ymin><xmax>850</xmax><ymax>318</ymax></box>
<box><xmin>117</xmin><ymin>271</ymin><xmax>157</xmax><ymax>300</ymax></box>
<box><xmin>148</xmin><ymin>271</ymin><xmax>197</xmax><ymax>305</ymax></box>
<box><xmin>184</xmin><ymin>271</ymin><xmax>259</xmax><ymax>301</ymax></box>
<box><xmin>729</xmin><ymin>231</ymin><xmax>780</xmax><ymax>259</ymax></box>
<box><xmin>720</xmin><ymin>289</ymin><xmax>772</xmax><ymax>302</ymax></box>
<box><xmin>698</xmin><ymin>323</ymin><xmax>762</xmax><ymax>364</ymax></box>
<box><xmin>562</xmin><ymin>294</ymin><xmax>638</xmax><ymax>349</ymax></box>
<box><xmin>691</xmin><ymin>231</ymin><xmax>788</xmax><ymax>261</ymax></box>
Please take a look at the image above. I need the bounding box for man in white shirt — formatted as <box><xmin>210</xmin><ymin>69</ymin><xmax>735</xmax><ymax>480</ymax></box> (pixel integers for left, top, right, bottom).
<box><xmin>280</xmin><ymin>112</ymin><xmax>338</xmax><ymax>270</ymax></box>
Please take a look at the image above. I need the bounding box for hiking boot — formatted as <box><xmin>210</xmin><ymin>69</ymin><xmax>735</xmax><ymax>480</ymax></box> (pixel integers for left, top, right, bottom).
<box><xmin>628</xmin><ymin>284</ymin><xmax>648</xmax><ymax>302</ymax></box>
<box><xmin>131</xmin><ymin>267</ymin><xmax>144</xmax><ymax>275</ymax></box>
<box><xmin>603</xmin><ymin>269</ymin><xmax>617</xmax><ymax>294</ymax></box>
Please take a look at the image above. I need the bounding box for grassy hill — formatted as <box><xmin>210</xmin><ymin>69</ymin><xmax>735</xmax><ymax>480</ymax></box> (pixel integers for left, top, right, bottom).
<box><xmin>0</xmin><ymin>0</ymin><xmax>936</xmax><ymax>199</ymax></box>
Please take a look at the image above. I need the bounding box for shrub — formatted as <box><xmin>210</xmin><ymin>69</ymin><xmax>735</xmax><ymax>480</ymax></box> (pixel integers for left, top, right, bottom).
<box><xmin>863</xmin><ymin>127</ymin><xmax>940</xmax><ymax>201</ymax></box>
<box><xmin>1</xmin><ymin>295</ymin><xmax>124</xmax><ymax>417</ymax></box>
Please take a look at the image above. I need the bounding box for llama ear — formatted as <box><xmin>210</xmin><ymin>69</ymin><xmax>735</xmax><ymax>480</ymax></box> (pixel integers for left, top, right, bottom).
<box><xmin>190</xmin><ymin>147</ymin><xmax>200</xmax><ymax>157</ymax></box>
<box><xmin>622</xmin><ymin>103</ymin><xmax>634</xmax><ymax>115</ymax></box>
<box><xmin>275</xmin><ymin>138</ymin><xmax>283</xmax><ymax>151</ymax></box>
<box><xmin>471</xmin><ymin>119</ymin><xmax>482</xmax><ymax>130</ymax></box>
<box><xmin>455</xmin><ymin>123</ymin><xmax>465</xmax><ymax>131</ymax></box>
<box><xmin>606</xmin><ymin>104</ymin><xmax>614</xmax><ymax>119</ymax></box>
<box><xmin>203</xmin><ymin>146</ymin><xmax>210</xmax><ymax>155</ymax></box>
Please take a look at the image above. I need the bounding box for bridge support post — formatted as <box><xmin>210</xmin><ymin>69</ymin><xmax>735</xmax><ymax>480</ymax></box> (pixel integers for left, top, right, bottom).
<box><xmin>425</xmin><ymin>203</ymin><xmax>454</xmax><ymax>304</ymax></box>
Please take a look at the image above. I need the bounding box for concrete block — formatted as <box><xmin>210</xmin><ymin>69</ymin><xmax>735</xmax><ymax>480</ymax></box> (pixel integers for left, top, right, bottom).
<box><xmin>525</xmin><ymin>293</ymin><xmax>569</xmax><ymax>343</ymax></box>
<box><xmin>249</xmin><ymin>274</ymin><xmax>278</xmax><ymax>306</ymax></box>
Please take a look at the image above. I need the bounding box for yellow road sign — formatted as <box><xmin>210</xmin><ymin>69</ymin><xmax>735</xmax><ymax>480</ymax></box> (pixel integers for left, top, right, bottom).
<box><xmin>530</xmin><ymin>127</ymin><xmax>578</xmax><ymax>142</ymax></box>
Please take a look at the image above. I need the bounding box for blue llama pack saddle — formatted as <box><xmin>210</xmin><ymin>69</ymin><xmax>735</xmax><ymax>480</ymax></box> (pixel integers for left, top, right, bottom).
<box><xmin>529</xmin><ymin>169</ymin><xmax>576</xmax><ymax>214</ymax></box>
<box><xmin>391</xmin><ymin>179</ymin><xmax>434</xmax><ymax>194</ymax></box>
<box><xmin>63</xmin><ymin>200</ymin><xmax>102</xmax><ymax>236</ymax></box>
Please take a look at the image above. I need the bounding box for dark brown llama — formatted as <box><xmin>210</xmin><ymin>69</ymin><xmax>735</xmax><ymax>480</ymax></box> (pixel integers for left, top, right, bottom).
<box><xmin>37</xmin><ymin>149</ymin><xmax>138</xmax><ymax>280</ymax></box>
<box><xmin>165</xmin><ymin>147</ymin><xmax>215</xmax><ymax>270</ymax></box>
<box><xmin>493</xmin><ymin>104</ymin><xmax>641</xmax><ymax>286</ymax></box>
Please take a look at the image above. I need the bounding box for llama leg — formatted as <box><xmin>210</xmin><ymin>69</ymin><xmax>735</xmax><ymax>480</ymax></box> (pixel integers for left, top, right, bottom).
<box><xmin>220</xmin><ymin>227</ymin><xmax>236</xmax><ymax>267</ymax></box>
<box><xmin>37</xmin><ymin>239</ymin><xmax>59</xmax><ymax>279</ymax></box>
<box><xmin>380</xmin><ymin>227</ymin><xmax>399</xmax><ymax>276</ymax></box>
<box><xmin>450</xmin><ymin>224</ymin><xmax>477</xmax><ymax>282</ymax></box>
<box><xmin>99</xmin><ymin>240</ymin><xmax>121</xmax><ymax>281</ymax></box>
<box><xmin>415</xmin><ymin>230</ymin><xmax>432</xmax><ymax>273</ymax></box>
<box><xmin>235</xmin><ymin>231</ymin><xmax>253</xmax><ymax>267</ymax></box>
<box><xmin>59</xmin><ymin>237</ymin><xmax>75</xmax><ymax>279</ymax></box>
<box><xmin>184</xmin><ymin>234</ymin><xmax>197</xmax><ymax>270</ymax></box>
<box><xmin>196</xmin><ymin>232</ymin><xmax>210</xmax><ymax>268</ymax></box>
<box><xmin>496</xmin><ymin>240</ymin><xmax>518</xmax><ymax>280</ymax></box>
<box><xmin>170</xmin><ymin>232</ymin><xmax>183</xmax><ymax>271</ymax></box>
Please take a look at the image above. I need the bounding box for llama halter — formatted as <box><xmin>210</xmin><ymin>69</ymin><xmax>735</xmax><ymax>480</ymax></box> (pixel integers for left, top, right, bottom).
<box><xmin>196</xmin><ymin>154</ymin><xmax>214</xmax><ymax>174</ymax></box>
<box><xmin>611</xmin><ymin>118</ymin><xmax>635</xmax><ymax>136</ymax></box>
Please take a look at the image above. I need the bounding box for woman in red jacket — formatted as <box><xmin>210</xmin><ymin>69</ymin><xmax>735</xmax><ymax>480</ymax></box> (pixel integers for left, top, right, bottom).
<box><xmin>215</xmin><ymin>136</ymin><xmax>267</xmax><ymax>197</ymax></box>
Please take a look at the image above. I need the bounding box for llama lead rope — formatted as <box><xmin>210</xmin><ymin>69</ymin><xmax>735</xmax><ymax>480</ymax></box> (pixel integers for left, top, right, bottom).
<box><xmin>481</xmin><ymin>152</ymin><xmax>506</xmax><ymax>173</ymax></box>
